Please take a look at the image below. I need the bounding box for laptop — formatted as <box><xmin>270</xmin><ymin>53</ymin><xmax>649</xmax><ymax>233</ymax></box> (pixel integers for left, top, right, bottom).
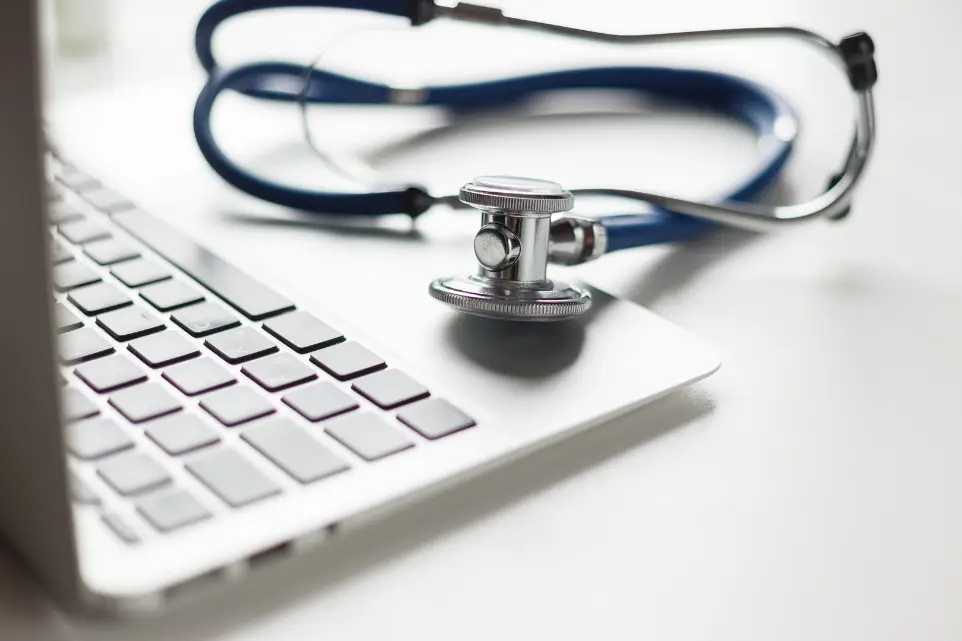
<box><xmin>0</xmin><ymin>0</ymin><xmax>719</xmax><ymax>615</ymax></box>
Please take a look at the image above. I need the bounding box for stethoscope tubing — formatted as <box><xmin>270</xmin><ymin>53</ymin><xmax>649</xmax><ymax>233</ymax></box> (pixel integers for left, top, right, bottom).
<box><xmin>193</xmin><ymin>0</ymin><xmax>875</xmax><ymax>254</ymax></box>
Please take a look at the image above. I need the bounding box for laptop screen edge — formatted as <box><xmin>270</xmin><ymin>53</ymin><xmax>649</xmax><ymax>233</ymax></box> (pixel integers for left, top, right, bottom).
<box><xmin>0</xmin><ymin>0</ymin><xmax>83</xmax><ymax>611</ymax></box>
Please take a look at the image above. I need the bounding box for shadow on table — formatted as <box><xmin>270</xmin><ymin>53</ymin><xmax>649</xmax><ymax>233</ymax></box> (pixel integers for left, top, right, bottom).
<box><xmin>441</xmin><ymin>288</ymin><xmax>616</xmax><ymax>378</ymax></box>
<box><xmin>71</xmin><ymin>389</ymin><xmax>713</xmax><ymax>641</ymax></box>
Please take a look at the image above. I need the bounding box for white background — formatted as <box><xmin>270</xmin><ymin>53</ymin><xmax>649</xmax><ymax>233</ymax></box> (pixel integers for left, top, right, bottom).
<box><xmin>3</xmin><ymin>0</ymin><xmax>962</xmax><ymax>639</ymax></box>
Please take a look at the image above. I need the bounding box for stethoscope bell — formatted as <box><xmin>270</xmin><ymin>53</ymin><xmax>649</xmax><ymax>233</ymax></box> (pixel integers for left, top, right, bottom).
<box><xmin>429</xmin><ymin>176</ymin><xmax>592</xmax><ymax>322</ymax></box>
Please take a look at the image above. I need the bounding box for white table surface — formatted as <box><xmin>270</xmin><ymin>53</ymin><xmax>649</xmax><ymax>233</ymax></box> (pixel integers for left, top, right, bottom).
<box><xmin>5</xmin><ymin>0</ymin><xmax>962</xmax><ymax>639</ymax></box>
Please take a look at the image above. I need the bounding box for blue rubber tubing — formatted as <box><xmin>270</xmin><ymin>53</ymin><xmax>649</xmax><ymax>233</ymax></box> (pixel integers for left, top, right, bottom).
<box><xmin>193</xmin><ymin>0</ymin><xmax>796</xmax><ymax>248</ymax></box>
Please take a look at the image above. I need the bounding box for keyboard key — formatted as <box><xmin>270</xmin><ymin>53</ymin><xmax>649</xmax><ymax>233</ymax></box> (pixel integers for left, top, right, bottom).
<box><xmin>59</xmin><ymin>327</ymin><xmax>114</xmax><ymax>364</ymax></box>
<box><xmin>102</xmin><ymin>514</ymin><xmax>140</xmax><ymax>544</ymax></box>
<box><xmin>162</xmin><ymin>357</ymin><xmax>234</xmax><ymax>396</ymax></box>
<box><xmin>242</xmin><ymin>353</ymin><xmax>316</xmax><ymax>392</ymax></box>
<box><xmin>97</xmin><ymin>450</ymin><xmax>171</xmax><ymax>495</ymax></box>
<box><xmin>52</xmin><ymin>261</ymin><xmax>100</xmax><ymax>292</ymax></box>
<box><xmin>62</xmin><ymin>387</ymin><xmax>100</xmax><ymax>421</ymax></box>
<box><xmin>397</xmin><ymin>398</ymin><xmax>476</xmax><ymax>440</ymax></box>
<box><xmin>55</xmin><ymin>303</ymin><xmax>83</xmax><ymax>333</ymax></box>
<box><xmin>66</xmin><ymin>417</ymin><xmax>133</xmax><ymax>459</ymax></box>
<box><xmin>56</xmin><ymin>165</ymin><xmax>100</xmax><ymax>192</ymax></box>
<box><xmin>205</xmin><ymin>327</ymin><xmax>278</xmax><ymax>364</ymax></box>
<box><xmin>50</xmin><ymin>240</ymin><xmax>72</xmax><ymax>263</ymax></box>
<box><xmin>68</xmin><ymin>282</ymin><xmax>131</xmax><ymax>316</ymax></box>
<box><xmin>199</xmin><ymin>385</ymin><xmax>275</xmax><ymax>426</ymax></box>
<box><xmin>75</xmin><ymin>353</ymin><xmax>147</xmax><ymax>393</ymax></box>
<box><xmin>310</xmin><ymin>341</ymin><xmax>385</xmax><ymax>381</ymax></box>
<box><xmin>282</xmin><ymin>381</ymin><xmax>358</xmax><ymax>422</ymax></box>
<box><xmin>110</xmin><ymin>258</ymin><xmax>171</xmax><ymax>288</ymax></box>
<box><xmin>171</xmin><ymin>301</ymin><xmax>240</xmax><ymax>337</ymax></box>
<box><xmin>96</xmin><ymin>306</ymin><xmax>165</xmax><ymax>341</ymax></box>
<box><xmin>113</xmin><ymin>209</ymin><xmax>296</xmax><ymax>320</ymax></box>
<box><xmin>243</xmin><ymin>418</ymin><xmax>349</xmax><ymax>484</ymax></box>
<box><xmin>263</xmin><ymin>311</ymin><xmax>343</xmax><ymax>353</ymax></box>
<box><xmin>325</xmin><ymin>413</ymin><xmax>414</xmax><ymax>461</ymax></box>
<box><xmin>145</xmin><ymin>414</ymin><xmax>220</xmax><ymax>455</ymax></box>
<box><xmin>69</xmin><ymin>472</ymin><xmax>100</xmax><ymax>505</ymax></box>
<box><xmin>81</xmin><ymin>187</ymin><xmax>135</xmax><ymax>214</ymax></box>
<box><xmin>47</xmin><ymin>202</ymin><xmax>83</xmax><ymax>225</ymax></box>
<box><xmin>59</xmin><ymin>218</ymin><xmax>110</xmax><ymax>245</ymax></box>
<box><xmin>83</xmin><ymin>238</ymin><xmax>139</xmax><ymax>265</ymax></box>
<box><xmin>139</xmin><ymin>280</ymin><xmax>204</xmax><ymax>312</ymax></box>
<box><xmin>109</xmin><ymin>383</ymin><xmax>181</xmax><ymax>423</ymax></box>
<box><xmin>137</xmin><ymin>489</ymin><xmax>211</xmax><ymax>532</ymax></box>
<box><xmin>128</xmin><ymin>331</ymin><xmax>200</xmax><ymax>368</ymax></box>
<box><xmin>186</xmin><ymin>448</ymin><xmax>281</xmax><ymax>508</ymax></box>
<box><xmin>352</xmin><ymin>370</ymin><xmax>430</xmax><ymax>410</ymax></box>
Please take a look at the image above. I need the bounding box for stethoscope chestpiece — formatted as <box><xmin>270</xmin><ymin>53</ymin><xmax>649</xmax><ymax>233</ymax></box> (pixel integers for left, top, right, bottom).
<box><xmin>429</xmin><ymin>176</ymin><xmax>592</xmax><ymax>322</ymax></box>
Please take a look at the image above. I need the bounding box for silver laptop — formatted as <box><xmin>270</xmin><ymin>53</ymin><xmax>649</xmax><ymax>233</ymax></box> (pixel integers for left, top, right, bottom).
<box><xmin>0</xmin><ymin>0</ymin><xmax>719</xmax><ymax>615</ymax></box>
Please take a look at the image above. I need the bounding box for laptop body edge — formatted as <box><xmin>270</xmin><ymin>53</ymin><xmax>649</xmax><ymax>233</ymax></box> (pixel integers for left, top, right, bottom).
<box><xmin>0</xmin><ymin>0</ymin><xmax>85</xmax><ymax>612</ymax></box>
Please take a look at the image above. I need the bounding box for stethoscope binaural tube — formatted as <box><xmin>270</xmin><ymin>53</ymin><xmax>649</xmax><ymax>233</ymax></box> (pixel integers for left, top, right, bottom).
<box><xmin>193</xmin><ymin>0</ymin><xmax>878</xmax><ymax>259</ymax></box>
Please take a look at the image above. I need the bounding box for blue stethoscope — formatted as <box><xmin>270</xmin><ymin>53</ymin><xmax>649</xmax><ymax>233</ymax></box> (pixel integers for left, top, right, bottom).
<box><xmin>193</xmin><ymin>0</ymin><xmax>878</xmax><ymax>321</ymax></box>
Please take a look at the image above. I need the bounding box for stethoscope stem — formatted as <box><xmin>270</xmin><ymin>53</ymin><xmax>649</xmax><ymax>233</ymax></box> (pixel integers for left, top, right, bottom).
<box><xmin>437</xmin><ymin>3</ymin><xmax>839</xmax><ymax>53</ymax></box>
<box><xmin>566</xmin><ymin>92</ymin><xmax>873</xmax><ymax>233</ymax></box>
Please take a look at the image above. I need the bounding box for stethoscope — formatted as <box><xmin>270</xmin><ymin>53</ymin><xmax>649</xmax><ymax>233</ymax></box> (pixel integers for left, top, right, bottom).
<box><xmin>193</xmin><ymin>0</ymin><xmax>878</xmax><ymax>321</ymax></box>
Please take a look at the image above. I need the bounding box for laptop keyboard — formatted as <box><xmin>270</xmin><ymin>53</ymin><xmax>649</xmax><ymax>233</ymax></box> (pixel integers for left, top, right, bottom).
<box><xmin>50</xmin><ymin>159</ymin><xmax>476</xmax><ymax>545</ymax></box>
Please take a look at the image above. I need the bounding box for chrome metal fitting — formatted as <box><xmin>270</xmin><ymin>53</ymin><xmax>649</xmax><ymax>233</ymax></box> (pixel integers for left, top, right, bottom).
<box><xmin>548</xmin><ymin>217</ymin><xmax>608</xmax><ymax>266</ymax></box>
<box><xmin>459</xmin><ymin>176</ymin><xmax>574</xmax><ymax>215</ymax></box>
<box><xmin>429</xmin><ymin>176</ymin><xmax>591</xmax><ymax>321</ymax></box>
